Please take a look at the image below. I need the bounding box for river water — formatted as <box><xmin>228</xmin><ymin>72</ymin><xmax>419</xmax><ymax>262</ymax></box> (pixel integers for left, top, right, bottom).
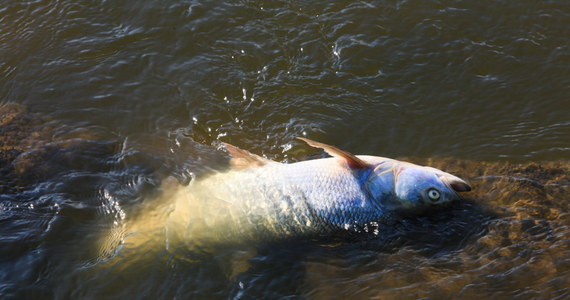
<box><xmin>1</xmin><ymin>0</ymin><xmax>569</xmax><ymax>299</ymax></box>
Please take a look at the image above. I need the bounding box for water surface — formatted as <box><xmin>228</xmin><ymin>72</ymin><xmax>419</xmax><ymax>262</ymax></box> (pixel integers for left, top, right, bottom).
<box><xmin>0</xmin><ymin>0</ymin><xmax>569</xmax><ymax>299</ymax></box>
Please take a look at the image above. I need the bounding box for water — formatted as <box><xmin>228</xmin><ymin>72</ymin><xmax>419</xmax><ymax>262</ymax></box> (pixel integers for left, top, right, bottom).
<box><xmin>1</xmin><ymin>0</ymin><xmax>569</xmax><ymax>299</ymax></box>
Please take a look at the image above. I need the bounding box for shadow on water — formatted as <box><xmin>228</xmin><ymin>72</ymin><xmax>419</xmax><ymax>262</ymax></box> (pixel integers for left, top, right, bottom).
<box><xmin>226</xmin><ymin>198</ymin><xmax>495</xmax><ymax>300</ymax></box>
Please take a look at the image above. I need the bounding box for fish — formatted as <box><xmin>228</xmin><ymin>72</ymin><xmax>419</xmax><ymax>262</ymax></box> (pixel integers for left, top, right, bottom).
<box><xmin>94</xmin><ymin>137</ymin><xmax>471</xmax><ymax>272</ymax></box>
<box><xmin>158</xmin><ymin>137</ymin><xmax>472</xmax><ymax>250</ymax></box>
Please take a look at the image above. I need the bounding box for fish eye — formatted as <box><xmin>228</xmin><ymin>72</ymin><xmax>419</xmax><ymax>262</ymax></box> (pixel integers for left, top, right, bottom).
<box><xmin>427</xmin><ymin>188</ymin><xmax>440</xmax><ymax>201</ymax></box>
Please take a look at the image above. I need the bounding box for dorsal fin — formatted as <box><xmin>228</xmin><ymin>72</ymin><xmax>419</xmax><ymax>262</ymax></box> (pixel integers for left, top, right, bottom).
<box><xmin>297</xmin><ymin>137</ymin><xmax>370</xmax><ymax>169</ymax></box>
<box><xmin>222</xmin><ymin>142</ymin><xmax>271</xmax><ymax>169</ymax></box>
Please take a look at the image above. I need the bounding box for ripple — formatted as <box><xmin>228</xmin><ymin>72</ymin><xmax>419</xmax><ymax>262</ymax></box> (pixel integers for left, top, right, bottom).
<box><xmin>1</xmin><ymin>0</ymin><xmax>570</xmax><ymax>298</ymax></box>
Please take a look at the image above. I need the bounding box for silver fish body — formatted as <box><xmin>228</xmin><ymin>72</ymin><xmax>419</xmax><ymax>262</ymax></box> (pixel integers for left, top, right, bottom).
<box><xmin>163</xmin><ymin>139</ymin><xmax>471</xmax><ymax>248</ymax></box>
<box><xmin>167</xmin><ymin>157</ymin><xmax>382</xmax><ymax>244</ymax></box>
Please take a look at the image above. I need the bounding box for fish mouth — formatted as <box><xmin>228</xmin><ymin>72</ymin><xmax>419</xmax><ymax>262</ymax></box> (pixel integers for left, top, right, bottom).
<box><xmin>440</xmin><ymin>174</ymin><xmax>472</xmax><ymax>193</ymax></box>
<box><xmin>449</xmin><ymin>179</ymin><xmax>472</xmax><ymax>192</ymax></box>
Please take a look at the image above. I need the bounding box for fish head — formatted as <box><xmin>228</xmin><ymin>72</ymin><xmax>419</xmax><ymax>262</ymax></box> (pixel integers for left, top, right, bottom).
<box><xmin>366</xmin><ymin>162</ymin><xmax>471</xmax><ymax>212</ymax></box>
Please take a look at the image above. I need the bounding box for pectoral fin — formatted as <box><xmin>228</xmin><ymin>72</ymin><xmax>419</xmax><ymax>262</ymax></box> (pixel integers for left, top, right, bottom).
<box><xmin>297</xmin><ymin>137</ymin><xmax>370</xmax><ymax>169</ymax></box>
<box><xmin>223</xmin><ymin>142</ymin><xmax>272</xmax><ymax>169</ymax></box>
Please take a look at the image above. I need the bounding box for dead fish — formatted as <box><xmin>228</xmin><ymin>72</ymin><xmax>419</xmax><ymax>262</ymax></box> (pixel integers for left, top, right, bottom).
<box><xmin>162</xmin><ymin>137</ymin><xmax>472</xmax><ymax>248</ymax></box>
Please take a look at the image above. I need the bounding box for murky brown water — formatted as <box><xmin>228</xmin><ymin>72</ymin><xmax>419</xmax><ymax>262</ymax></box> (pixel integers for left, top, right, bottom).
<box><xmin>1</xmin><ymin>0</ymin><xmax>569</xmax><ymax>299</ymax></box>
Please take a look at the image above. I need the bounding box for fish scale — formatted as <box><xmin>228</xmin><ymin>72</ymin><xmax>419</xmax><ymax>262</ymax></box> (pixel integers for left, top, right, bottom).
<box><xmin>124</xmin><ymin>138</ymin><xmax>470</xmax><ymax>253</ymax></box>
<box><xmin>167</xmin><ymin>156</ymin><xmax>391</xmax><ymax>247</ymax></box>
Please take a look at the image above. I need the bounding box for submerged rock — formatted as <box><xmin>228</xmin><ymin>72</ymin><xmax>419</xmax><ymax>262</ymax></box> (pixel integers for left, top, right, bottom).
<box><xmin>0</xmin><ymin>102</ymin><xmax>54</xmax><ymax>192</ymax></box>
<box><xmin>0</xmin><ymin>102</ymin><xmax>117</xmax><ymax>193</ymax></box>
